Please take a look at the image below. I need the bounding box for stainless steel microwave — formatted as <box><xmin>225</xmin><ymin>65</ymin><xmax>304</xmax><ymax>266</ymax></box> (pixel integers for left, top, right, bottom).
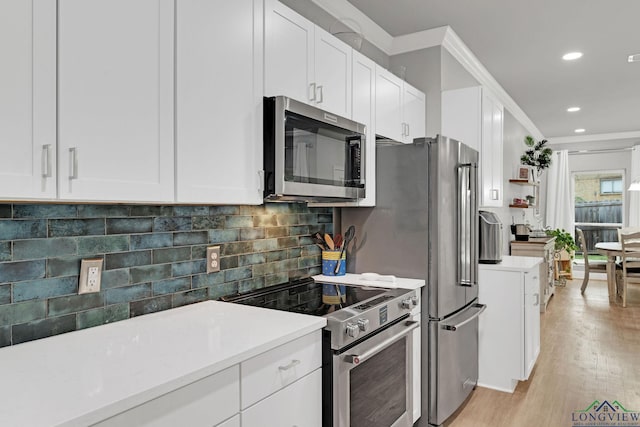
<box><xmin>263</xmin><ymin>96</ymin><xmax>366</xmax><ymax>202</ymax></box>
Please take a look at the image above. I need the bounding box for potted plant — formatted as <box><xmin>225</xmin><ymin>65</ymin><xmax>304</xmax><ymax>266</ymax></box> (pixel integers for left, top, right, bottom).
<box><xmin>546</xmin><ymin>228</ymin><xmax>579</xmax><ymax>284</ymax></box>
<box><xmin>520</xmin><ymin>135</ymin><xmax>553</xmax><ymax>179</ymax></box>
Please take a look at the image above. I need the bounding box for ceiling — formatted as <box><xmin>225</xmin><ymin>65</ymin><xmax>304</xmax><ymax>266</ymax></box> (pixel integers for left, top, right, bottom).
<box><xmin>344</xmin><ymin>0</ymin><xmax>640</xmax><ymax>142</ymax></box>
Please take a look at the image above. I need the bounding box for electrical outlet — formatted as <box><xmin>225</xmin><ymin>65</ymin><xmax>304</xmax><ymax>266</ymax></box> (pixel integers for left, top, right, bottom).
<box><xmin>206</xmin><ymin>246</ymin><xmax>221</xmax><ymax>273</ymax></box>
<box><xmin>79</xmin><ymin>258</ymin><xmax>103</xmax><ymax>294</ymax></box>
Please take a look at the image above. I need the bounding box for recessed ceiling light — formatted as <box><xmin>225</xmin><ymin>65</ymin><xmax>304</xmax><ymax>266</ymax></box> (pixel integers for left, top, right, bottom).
<box><xmin>629</xmin><ymin>54</ymin><xmax>640</xmax><ymax>63</ymax></box>
<box><xmin>567</xmin><ymin>107</ymin><xmax>581</xmax><ymax>112</ymax></box>
<box><xmin>563</xmin><ymin>52</ymin><xmax>583</xmax><ymax>61</ymax></box>
<box><xmin>575</xmin><ymin>128</ymin><xmax>586</xmax><ymax>133</ymax></box>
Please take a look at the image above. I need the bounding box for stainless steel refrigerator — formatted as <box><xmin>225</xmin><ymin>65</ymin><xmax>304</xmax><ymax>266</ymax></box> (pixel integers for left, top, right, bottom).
<box><xmin>341</xmin><ymin>136</ymin><xmax>486</xmax><ymax>426</ymax></box>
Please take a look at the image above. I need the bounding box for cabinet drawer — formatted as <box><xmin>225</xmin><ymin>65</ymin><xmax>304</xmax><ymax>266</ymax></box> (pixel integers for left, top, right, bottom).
<box><xmin>241</xmin><ymin>330</ymin><xmax>321</xmax><ymax>409</ymax></box>
<box><xmin>242</xmin><ymin>369</ymin><xmax>322</xmax><ymax>427</ymax></box>
<box><xmin>94</xmin><ymin>365</ymin><xmax>239</xmax><ymax>427</ymax></box>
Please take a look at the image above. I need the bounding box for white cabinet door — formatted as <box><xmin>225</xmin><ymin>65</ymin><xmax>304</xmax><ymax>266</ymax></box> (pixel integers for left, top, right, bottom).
<box><xmin>314</xmin><ymin>26</ymin><xmax>352</xmax><ymax>118</ymax></box>
<box><xmin>320</xmin><ymin>50</ymin><xmax>376</xmax><ymax>208</ymax></box>
<box><xmin>478</xmin><ymin>268</ymin><xmax>522</xmax><ymax>392</ymax></box>
<box><xmin>57</xmin><ymin>0</ymin><xmax>175</xmax><ymax>202</ymax></box>
<box><xmin>441</xmin><ymin>87</ymin><xmax>482</xmax><ymax>152</ymax></box>
<box><xmin>242</xmin><ymin>369</ymin><xmax>322</xmax><ymax>427</ymax></box>
<box><xmin>264</xmin><ymin>0</ymin><xmax>314</xmax><ymax>104</ymax></box>
<box><xmin>0</xmin><ymin>0</ymin><xmax>56</xmax><ymax>199</ymax></box>
<box><xmin>523</xmin><ymin>270</ymin><xmax>541</xmax><ymax>378</ymax></box>
<box><xmin>176</xmin><ymin>0</ymin><xmax>263</xmax><ymax>204</ymax></box>
<box><xmin>441</xmin><ymin>86</ymin><xmax>503</xmax><ymax>207</ymax></box>
<box><xmin>375</xmin><ymin>66</ymin><xmax>404</xmax><ymax>143</ymax></box>
<box><xmin>402</xmin><ymin>82</ymin><xmax>426</xmax><ymax>143</ymax></box>
<box><xmin>481</xmin><ymin>92</ymin><xmax>504</xmax><ymax>207</ymax></box>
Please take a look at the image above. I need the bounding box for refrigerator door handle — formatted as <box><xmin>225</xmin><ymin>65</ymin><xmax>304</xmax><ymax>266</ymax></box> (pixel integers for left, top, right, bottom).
<box><xmin>470</xmin><ymin>161</ymin><xmax>479</xmax><ymax>287</ymax></box>
<box><xmin>441</xmin><ymin>304</ymin><xmax>486</xmax><ymax>331</ymax></box>
<box><xmin>458</xmin><ymin>163</ymin><xmax>475</xmax><ymax>287</ymax></box>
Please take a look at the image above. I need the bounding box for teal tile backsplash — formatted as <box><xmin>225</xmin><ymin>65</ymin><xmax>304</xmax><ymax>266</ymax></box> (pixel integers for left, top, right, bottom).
<box><xmin>0</xmin><ymin>203</ymin><xmax>331</xmax><ymax>347</ymax></box>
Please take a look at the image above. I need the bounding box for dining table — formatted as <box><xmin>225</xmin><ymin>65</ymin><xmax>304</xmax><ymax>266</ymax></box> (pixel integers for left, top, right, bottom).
<box><xmin>595</xmin><ymin>241</ymin><xmax>622</xmax><ymax>302</ymax></box>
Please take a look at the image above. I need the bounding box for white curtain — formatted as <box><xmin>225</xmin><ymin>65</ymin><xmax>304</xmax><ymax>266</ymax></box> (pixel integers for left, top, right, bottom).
<box><xmin>545</xmin><ymin>150</ymin><xmax>574</xmax><ymax>233</ymax></box>
<box><xmin>628</xmin><ymin>145</ymin><xmax>640</xmax><ymax>226</ymax></box>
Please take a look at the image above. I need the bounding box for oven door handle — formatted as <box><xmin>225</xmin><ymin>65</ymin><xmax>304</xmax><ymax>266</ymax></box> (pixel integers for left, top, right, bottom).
<box><xmin>345</xmin><ymin>321</ymin><xmax>419</xmax><ymax>365</ymax></box>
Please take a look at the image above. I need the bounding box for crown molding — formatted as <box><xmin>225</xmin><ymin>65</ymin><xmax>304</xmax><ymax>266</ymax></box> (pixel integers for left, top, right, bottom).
<box><xmin>390</xmin><ymin>27</ymin><xmax>447</xmax><ymax>54</ymax></box>
<box><xmin>549</xmin><ymin>131</ymin><xmax>640</xmax><ymax>145</ymax></box>
<box><xmin>440</xmin><ymin>27</ymin><xmax>545</xmax><ymax>141</ymax></box>
<box><xmin>308</xmin><ymin>0</ymin><xmax>544</xmax><ymax>140</ymax></box>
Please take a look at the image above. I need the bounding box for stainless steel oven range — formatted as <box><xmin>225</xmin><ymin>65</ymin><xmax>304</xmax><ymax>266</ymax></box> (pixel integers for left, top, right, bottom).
<box><xmin>220</xmin><ymin>279</ymin><xmax>419</xmax><ymax>427</ymax></box>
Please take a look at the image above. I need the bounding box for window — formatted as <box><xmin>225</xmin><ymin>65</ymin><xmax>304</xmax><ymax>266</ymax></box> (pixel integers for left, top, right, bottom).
<box><xmin>600</xmin><ymin>178</ymin><xmax>622</xmax><ymax>194</ymax></box>
<box><xmin>573</xmin><ymin>171</ymin><xmax>624</xmax><ymax>265</ymax></box>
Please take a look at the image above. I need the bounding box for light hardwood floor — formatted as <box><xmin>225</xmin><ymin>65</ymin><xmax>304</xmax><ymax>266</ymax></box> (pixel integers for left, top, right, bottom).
<box><xmin>448</xmin><ymin>278</ymin><xmax>640</xmax><ymax>427</ymax></box>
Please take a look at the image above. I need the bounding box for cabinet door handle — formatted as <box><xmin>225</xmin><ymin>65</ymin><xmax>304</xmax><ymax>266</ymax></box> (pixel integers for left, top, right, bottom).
<box><xmin>316</xmin><ymin>85</ymin><xmax>323</xmax><ymax>104</ymax></box>
<box><xmin>534</xmin><ymin>293</ymin><xmax>540</xmax><ymax>306</ymax></box>
<box><xmin>278</xmin><ymin>359</ymin><xmax>301</xmax><ymax>371</ymax></box>
<box><xmin>309</xmin><ymin>83</ymin><xmax>316</xmax><ymax>102</ymax></box>
<box><xmin>406</xmin><ymin>123</ymin><xmax>410</xmax><ymax>137</ymax></box>
<box><xmin>42</xmin><ymin>144</ymin><xmax>52</xmax><ymax>178</ymax></box>
<box><xmin>69</xmin><ymin>147</ymin><xmax>78</xmax><ymax>180</ymax></box>
<box><xmin>401</xmin><ymin>123</ymin><xmax>406</xmax><ymax>136</ymax></box>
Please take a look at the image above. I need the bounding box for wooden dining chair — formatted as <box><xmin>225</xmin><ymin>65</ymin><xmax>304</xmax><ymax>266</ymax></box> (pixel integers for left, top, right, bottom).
<box><xmin>616</xmin><ymin>231</ymin><xmax>640</xmax><ymax>307</ymax></box>
<box><xmin>576</xmin><ymin>228</ymin><xmax>608</xmax><ymax>294</ymax></box>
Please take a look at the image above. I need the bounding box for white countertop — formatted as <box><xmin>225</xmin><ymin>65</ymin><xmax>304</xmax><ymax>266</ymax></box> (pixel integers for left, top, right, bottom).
<box><xmin>479</xmin><ymin>255</ymin><xmax>542</xmax><ymax>272</ymax></box>
<box><xmin>0</xmin><ymin>300</ymin><xmax>326</xmax><ymax>427</ymax></box>
<box><xmin>313</xmin><ymin>273</ymin><xmax>425</xmax><ymax>290</ymax></box>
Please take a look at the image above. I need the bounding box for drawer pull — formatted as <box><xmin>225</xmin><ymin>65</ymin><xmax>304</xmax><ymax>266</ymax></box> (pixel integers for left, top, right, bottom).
<box><xmin>278</xmin><ymin>359</ymin><xmax>301</xmax><ymax>371</ymax></box>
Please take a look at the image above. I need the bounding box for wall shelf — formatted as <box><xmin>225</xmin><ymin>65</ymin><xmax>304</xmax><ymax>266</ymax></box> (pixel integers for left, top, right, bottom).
<box><xmin>508</xmin><ymin>179</ymin><xmax>539</xmax><ymax>186</ymax></box>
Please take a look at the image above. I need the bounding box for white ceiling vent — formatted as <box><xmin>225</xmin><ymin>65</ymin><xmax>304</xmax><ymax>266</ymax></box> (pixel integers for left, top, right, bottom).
<box><xmin>628</xmin><ymin>54</ymin><xmax>640</xmax><ymax>63</ymax></box>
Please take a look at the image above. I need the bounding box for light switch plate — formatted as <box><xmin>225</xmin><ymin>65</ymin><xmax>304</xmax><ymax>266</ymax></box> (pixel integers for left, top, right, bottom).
<box><xmin>206</xmin><ymin>246</ymin><xmax>221</xmax><ymax>273</ymax></box>
<box><xmin>79</xmin><ymin>258</ymin><xmax>103</xmax><ymax>294</ymax></box>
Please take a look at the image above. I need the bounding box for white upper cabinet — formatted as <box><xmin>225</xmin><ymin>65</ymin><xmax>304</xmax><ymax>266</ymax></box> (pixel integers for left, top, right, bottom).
<box><xmin>264</xmin><ymin>0</ymin><xmax>314</xmax><ymax>106</ymax></box>
<box><xmin>265</xmin><ymin>0</ymin><xmax>352</xmax><ymax>118</ymax></box>
<box><xmin>402</xmin><ymin>83</ymin><xmax>426</xmax><ymax>143</ymax></box>
<box><xmin>375</xmin><ymin>66</ymin><xmax>425</xmax><ymax>144</ymax></box>
<box><xmin>441</xmin><ymin>86</ymin><xmax>503</xmax><ymax>207</ymax></box>
<box><xmin>313</xmin><ymin>26</ymin><xmax>352</xmax><ymax>118</ymax></box>
<box><xmin>176</xmin><ymin>0</ymin><xmax>263</xmax><ymax>205</ymax></box>
<box><xmin>0</xmin><ymin>0</ymin><xmax>56</xmax><ymax>199</ymax></box>
<box><xmin>481</xmin><ymin>91</ymin><xmax>504</xmax><ymax>207</ymax></box>
<box><xmin>57</xmin><ymin>0</ymin><xmax>175</xmax><ymax>202</ymax></box>
<box><xmin>375</xmin><ymin>67</ymin><xmax>404</xmax><ymax>143</ymax></box>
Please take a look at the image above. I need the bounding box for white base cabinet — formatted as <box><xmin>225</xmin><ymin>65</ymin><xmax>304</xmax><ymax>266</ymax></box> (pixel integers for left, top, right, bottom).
<box><xmin>242</xmin><ymin>370</ymin><xmax>321</xmax><ymax>427</ymax></box>
<box><xmin>478</xmin><ymin>262</ymin><xmax>540</xmax><ymax>393</ymax></box>
<box><xmin>93</xmin><ymin>330</ymin><xmax>322</xmax><ymax>427</ymax></box>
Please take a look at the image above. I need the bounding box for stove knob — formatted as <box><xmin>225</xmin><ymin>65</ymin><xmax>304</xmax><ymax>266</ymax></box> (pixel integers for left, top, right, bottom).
<box><xmin>346</xmin><ymin>323</ymin><xmax>360</xmax><ymax>338</ymax></box>
<box><xmin>401</xmin><ymin>298</ymin><xmax>412</xmax><ymax>309</ymax></box>
<box><xmin>411</xmin><ymin>296</ymin><xmax>419</xmax><ymax>306</ymax></box>
<box><xmin>357</xmin><ymin>318</ymin><xmax>369</xmax><ymax>332</ymax></box>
